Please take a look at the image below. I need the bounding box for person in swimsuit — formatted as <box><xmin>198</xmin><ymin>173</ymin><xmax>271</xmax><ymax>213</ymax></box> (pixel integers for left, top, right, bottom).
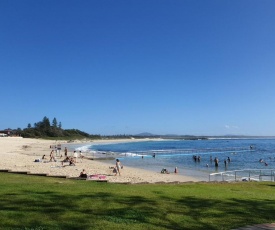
<box><xmin>115</xmin><ymin>159</ymin><xmax>122</xmax><ymax>176</ymax></box>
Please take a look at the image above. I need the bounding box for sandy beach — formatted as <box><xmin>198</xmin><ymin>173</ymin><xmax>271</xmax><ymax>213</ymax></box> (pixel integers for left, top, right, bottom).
<box><xmin>0</xmin><ymin>137</ymin><xmax>201</xmax><ymax>184</ymax></box>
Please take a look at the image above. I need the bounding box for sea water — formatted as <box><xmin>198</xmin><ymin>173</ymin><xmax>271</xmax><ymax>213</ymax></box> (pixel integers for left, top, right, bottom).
<box><xmin>70</xmin><ymin>138</ymin><xmax>275</xmax><ymax>181</ymax></box>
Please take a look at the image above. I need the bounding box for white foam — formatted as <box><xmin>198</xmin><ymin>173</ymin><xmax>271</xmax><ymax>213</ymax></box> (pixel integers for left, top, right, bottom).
<box><xmin>75</xmin><ymin>145</ymin><xmax>92</xmax><ymax>152</ymax></box>
<box><xmin>119</xmin><ymin>152</ymin><xmax>144</xmax><ymax>157</ymax></box>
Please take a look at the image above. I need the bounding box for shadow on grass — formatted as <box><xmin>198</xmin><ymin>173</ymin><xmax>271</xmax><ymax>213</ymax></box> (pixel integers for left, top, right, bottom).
<box><xmin>174</xmin><ymin>196</ymin><xmax>275</xmax><ymax>230</ymax></box>
<box><xmin>1</xmin><ymin>191</ymin><xmax>275</xmax><ymax>230</ymax></box>
<box><xmin>0</xmin><ymin>191</ymin><xmax>159</xmax><ymax>230</ymax></box>
<box><xmin>267</xmin><ymin>184</ymin><xmax>275</xmax><ymax>187</ymax></box>
<box><xmin>0</xmin><ymin>177</ymin><xmax>275</xmax><ymax>230</ymax></box>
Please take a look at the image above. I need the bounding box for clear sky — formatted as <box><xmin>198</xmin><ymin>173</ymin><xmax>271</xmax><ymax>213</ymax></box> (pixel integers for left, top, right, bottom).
<box><xmin>1</xmin><ymin>0</ymin><xmax>275</xmax><ymax>136</ymax></box>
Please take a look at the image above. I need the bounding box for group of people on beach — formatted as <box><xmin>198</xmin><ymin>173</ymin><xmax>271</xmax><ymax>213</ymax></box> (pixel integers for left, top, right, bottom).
<box><xmin>41</xmin><ymin>151</ymin><xmax>58</xmax><ymax>162</ymax></box>
<box><xmin>64</xmin><ymin>147</ymin><xmax>84</xmax><ymax>162</ymax></box>
<box><xmin>61</xmin><ymin>156</ymin><xmax>76</xmax><ymax>166</ymax></box>
<box><xmin>40</xmin><ymin>147</ymin><xmax>86</xmax><ymax>167</ymax></box>
<box><xmin>45</xmin><ymin>146</ymin><xmax>125</xmax><ymax>177</ymax></box>
<box><xmin>61</xmin><ymin>149</ymin><xmax>86</xmax><ymax>166</ymax></box>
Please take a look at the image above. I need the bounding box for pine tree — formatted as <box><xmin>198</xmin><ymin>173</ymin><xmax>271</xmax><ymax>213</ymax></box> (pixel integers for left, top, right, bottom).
<box><xmin>52</xmin><ymin>117</ymin><xmax>58</xmax><ymax>128</ymax></box>
<box><xmin>42</xmin><ymin>116</ymin><xmax>51</xmax><ymax>129</ymax></box>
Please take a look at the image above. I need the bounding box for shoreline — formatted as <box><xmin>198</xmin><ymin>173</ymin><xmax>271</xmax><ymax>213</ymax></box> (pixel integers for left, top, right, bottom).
<box><xmin>0</xmin><ymin>137</ymin><xmax>202</xmax><ymax>183</ymax></box>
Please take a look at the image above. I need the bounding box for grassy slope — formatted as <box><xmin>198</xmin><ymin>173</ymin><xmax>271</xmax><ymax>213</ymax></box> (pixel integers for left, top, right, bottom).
<box><xmin>0</xmin><ymin>173</ymin><xmax>274</xmax><ymax>230</ymax></box>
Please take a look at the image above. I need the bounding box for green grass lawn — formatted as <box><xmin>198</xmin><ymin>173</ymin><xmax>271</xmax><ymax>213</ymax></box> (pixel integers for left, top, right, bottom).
<box><xmin>0</xmin><ymin>173</ymin><xmax>274</xmax><ymax>230</ymax></box>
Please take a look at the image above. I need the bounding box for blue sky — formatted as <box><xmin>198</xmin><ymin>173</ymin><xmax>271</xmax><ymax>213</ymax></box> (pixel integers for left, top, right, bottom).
<box><xmin>1</xmin><ymin>1</ymin><xmax>275</xmax><ymax>136</ymax></box>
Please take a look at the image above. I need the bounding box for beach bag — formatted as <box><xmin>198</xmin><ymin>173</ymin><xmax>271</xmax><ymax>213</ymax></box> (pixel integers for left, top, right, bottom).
<box><xmin>113</xmin><ymin>168</ymin><xmax>117</xmax><ymax>173</ymax></box>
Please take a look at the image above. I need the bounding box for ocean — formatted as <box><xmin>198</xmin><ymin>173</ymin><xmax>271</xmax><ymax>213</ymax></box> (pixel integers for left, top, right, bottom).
<box><xmin>68</xmin><ymin>138</ymin><xmax>275</xmax><ymax>181</ymax></box>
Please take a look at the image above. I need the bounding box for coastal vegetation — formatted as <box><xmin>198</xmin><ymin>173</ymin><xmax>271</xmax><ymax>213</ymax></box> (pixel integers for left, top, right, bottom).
<box><xmin>9</xmin><ymin>116</ymin><xmax>101</xmax><ymax>140</ymax></box>
<box><xmin>0</xmin><ymin>173</ymin><xmax>274</xmax><ymax>230</ymax></box>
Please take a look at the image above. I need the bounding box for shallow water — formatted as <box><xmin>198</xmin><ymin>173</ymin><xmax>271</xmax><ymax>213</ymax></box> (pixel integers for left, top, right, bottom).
<box><xmin>69</xmin><ymin>138</ymin><xmax>275</xmax><ymax>181</ymax></box>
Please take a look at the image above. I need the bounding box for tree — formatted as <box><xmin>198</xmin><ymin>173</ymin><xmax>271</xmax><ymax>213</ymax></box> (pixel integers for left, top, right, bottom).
<box><xmin>52</xmin><ymin>117</ymin><xmax>58</xmax><ymax>128</ymax></box>
<box><xmin>42</xmin><ymin>116</ymin><xmax>50</xmax><ymax>129</ymax></box>
<box><xmin>20</xmin><ymin>116</ymin><xmax>100</xmax><ymax>139</ymax></box>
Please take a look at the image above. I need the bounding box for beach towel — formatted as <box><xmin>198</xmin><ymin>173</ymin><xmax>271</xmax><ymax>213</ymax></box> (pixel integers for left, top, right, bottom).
<box><xmin>87</xmin><ymin>174</ymin><xmax>107</xmax><ymax>181</ymax></box>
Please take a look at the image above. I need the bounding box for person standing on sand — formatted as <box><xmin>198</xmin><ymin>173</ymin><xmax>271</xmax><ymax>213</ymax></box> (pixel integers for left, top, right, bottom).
<box><xmin>50</xmin><ymin>150</ymin><xmax>55</xmax><ymax>162</ymax></box>
<box><xmin>79</xmin><ymin>151</ymin><xmax>84</xmax><ymax>162</ymax></box>
<box><xmin>64</xmin><ymin>147</ymin><xmax>68</xmax><ymax>157</ymax></box>
<box><xmin>73</xmin><ymin>151</ymin><xmax>78</xmax><ymax>163</ymax></box>
<box><xmin>115</xmin><ymin>159</ymin><xmax>122</xmax><ymax>176</ymax></box>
